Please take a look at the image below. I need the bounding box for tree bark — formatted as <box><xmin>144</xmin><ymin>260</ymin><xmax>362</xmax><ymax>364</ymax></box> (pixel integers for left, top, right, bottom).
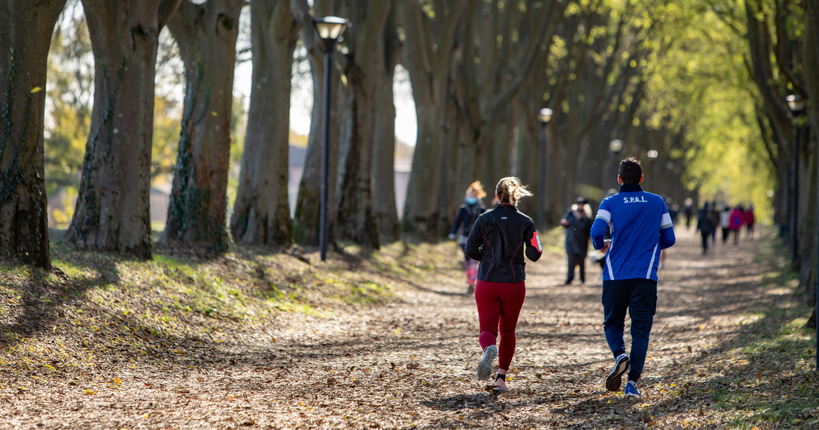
<box><xmin>230</xmin><ymin>0</ymin><xmax>299</xmax><ymax>247</ymax></box>
<box><xmin>401</xmin><ymin>0</ymin><xmax>469</xmax><ymax>242</ymax></box>
<box><xmin>66</xmin><ymin>0</ymin><xmax>182</xmax><ymax>259</ymax></box>
<box><xmin>334</xmin><ymin>0</ymin><xmax>391</xmax><ymax>248</ymax></box>
<box><xmin>371</xmin><ymin>7</ymin><xmax>402</xmax><ymax>243</ymax></box>
<box><xmin>0</xmin><ymin>0</ymin><xmax>67</xmax><ymax>269</ymax></box>
<box><xmin>294</xmin><ymin>0</ymin><xmax>343</xmax><ymax>246</ymax></box>
<box><xmin>163</xmin><ymin>0</ymin><xmax>244</xmax><ymax>251</ymax></box>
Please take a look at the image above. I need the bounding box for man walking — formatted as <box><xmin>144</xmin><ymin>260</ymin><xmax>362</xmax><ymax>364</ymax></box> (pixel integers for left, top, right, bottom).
<box><xmin>696</xmin><ymin>203</ymin><xmax>714</xmax><ymax>254</ymax></box>
<box><xmin>591</xmin><ymin>158</ymin><xmax>676</xmax><ymax>397</ymax></box>
<box><xmin>561</xmin><ymin>197</ymin><xmax>593</xmax><ymax>285</ymax></box>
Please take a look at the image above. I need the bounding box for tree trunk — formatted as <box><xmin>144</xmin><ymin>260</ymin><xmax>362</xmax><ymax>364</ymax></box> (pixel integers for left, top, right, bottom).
<box><xmin>371</xmin><ymin>9</ymin><xmax>402</xmax><ymax>244</ymax></box>
<box><xmin>334</xmin><ymin>0</ymin><xmax>391</xmax><ymax>249</ymax></box>
<box><xmin>230</xmin><ymin>0</ymin><xmax>298</xmax><ymax>247</ymax></box>
<box><xmin>0</xmin><ymin>0</ymin><xmax>67</xmax><ymax>269</ymax></box>
<box><xmin>403</xmin><ymin>96</ymin><xmax>447</xmax><ymax>241</ymax></box>
<box><xmin>438</xmin><ymin>96</ymin><xmax>464</xmax><ymax>237</ymax></box>
<box><xmin>66</xmin><ymin>0</ymin><xmax>181</xmax><ymax>259</ymax></box>
<box><xmin>400</xmin><ymin>0</ymin><xmax>468</xmax><ymax>242</ymax></box>
<box><xmin>294</xmin><ymin>0</ymin><xmax>342</xmax><ymax>246</ymax></box>
<box><xmin>163</xmin><ymin>0</ymin><xmax>244</xmax><ymax>251</ymax></box>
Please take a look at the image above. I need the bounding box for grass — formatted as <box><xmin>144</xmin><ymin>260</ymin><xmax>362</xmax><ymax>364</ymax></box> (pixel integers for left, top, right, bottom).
<box><xmin>0</xmin><ymin>237</ymin><xmax>470</xmax><ymax>380</ymax></box>
<box><xmin>686</xmin><ymin>238</ymin><xmax>819</xmax><ymax>428</ymax></box>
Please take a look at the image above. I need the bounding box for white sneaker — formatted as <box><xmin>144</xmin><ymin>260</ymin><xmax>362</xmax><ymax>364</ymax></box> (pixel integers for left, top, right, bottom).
<box><xmin>477</xmin><ymin>345</ymin><xmax>497</xmax><ymax>380</ymax></box>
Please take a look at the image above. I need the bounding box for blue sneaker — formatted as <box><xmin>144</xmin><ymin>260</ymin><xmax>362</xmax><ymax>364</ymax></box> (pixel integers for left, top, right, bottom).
<box><xmin>605</xmin><ymin>354</ymin><xmax>630</xmax><ymax>391</ymax></box>
<box><xmin>477</xmin><ymin>345</ymin><xmax>497</xmax><ymax>380</ymax></box>
<box><xmin>624</xmin><ymin>380</ymin><xmax>641</xmax><ymax>397</ymax></box>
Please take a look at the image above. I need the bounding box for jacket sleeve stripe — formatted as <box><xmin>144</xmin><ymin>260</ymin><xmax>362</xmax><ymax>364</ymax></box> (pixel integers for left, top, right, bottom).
<box><xmin>661</xmin><ymin>213</ymin><xmax>673</xmax><ymax>229</ymax></box>
<box><xmin>596</xmin><ymin>209</ymin><xmax>612</xmax><ymax>223</ymax></box>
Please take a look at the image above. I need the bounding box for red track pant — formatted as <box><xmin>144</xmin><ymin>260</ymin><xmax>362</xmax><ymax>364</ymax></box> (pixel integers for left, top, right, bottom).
<box><xmin>475</xmin><ymin>280</ymin><xmax>526</xmax><ymax>370</ymax></box>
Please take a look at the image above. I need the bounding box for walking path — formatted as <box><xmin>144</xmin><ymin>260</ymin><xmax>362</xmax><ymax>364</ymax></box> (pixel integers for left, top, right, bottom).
<box><xmin>4</xmin><ymin>228</ymin><xmax>811</xmax><ymax>428</ymax></box>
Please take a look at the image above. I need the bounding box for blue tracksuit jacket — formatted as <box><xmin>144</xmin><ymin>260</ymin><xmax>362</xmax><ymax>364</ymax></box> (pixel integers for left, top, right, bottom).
<box><xmin>591</xmin><ymin>184</ymin><xmax>676</xmax><ymax>282</ymax></box>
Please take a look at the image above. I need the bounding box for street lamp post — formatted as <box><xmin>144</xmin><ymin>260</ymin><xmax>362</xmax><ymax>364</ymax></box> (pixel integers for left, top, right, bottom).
<box><xmin>786</xmin><ymin>94</ymin><xmax>804</xmax><ymax>266</ymax></box>
<box><xmin>609</xmin><ymin>139</ymin><xmax>623</xmax><ymax>182</ymax></box>
<box><xmin>647</xmin><ymin>150</ymin><xmax>658</xmax><ymax>192</ymax></box>
<box><xmin>787</xmin><ymin>95</ymin><xmax>813</xmax><ymax>371</ymax></box>
<box><xmin>313</xmin><ymin>16</ymin><xmax>348</xmax><ymax>262</ymax></box>
<box><xmin>537</xmin><ymin>108</ymin><xmax>553</xmax><ymax>231</ymax></box>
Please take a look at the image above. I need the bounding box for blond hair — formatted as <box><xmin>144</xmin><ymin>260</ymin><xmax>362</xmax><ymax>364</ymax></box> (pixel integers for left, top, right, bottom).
<box><xmin>495</xmin><ymin>177</ymin><xmax>532</xmax><ymax>206</ymax></box>
<box><xmin>465</xmin><ymin>181</ymin><xmax>487</xmax><ymax>198</ymax></box>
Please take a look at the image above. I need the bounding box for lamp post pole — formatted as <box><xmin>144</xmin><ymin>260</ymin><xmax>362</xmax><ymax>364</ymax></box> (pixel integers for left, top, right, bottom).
<box><xmin>787</xmin><ymin>96</ymin><xmax>814</xmax><ymax>371</ymax></box>
<box><xmin>792</xmin><ymin>124</ymin><xmax>799</xmax><ymax>264</ymax></box>
<box><xmin>609</xmin><ymin>139</ymin><xmax>623</xmax><ymax>184</ymax></box>
<box><xmin>313</xmin><ymin>16</ymin><xmax>348</xmax><ymax>262</ymax></box>
<box><xmin>647</xmin><ymin>150</ymin><xmax>658</xmax><ymax>192</ymax></box>
<box><xmin>537</xmin><ymin>108</ymin><xmax>552</xmax><ymax>231</ymax></box>
<box><xmin>786</xmin><ymin>94</ymin><xmax>804</xmax><ymax>265</ymax></box>
<box><xmin>319</xmin><ymin>45</ymin><xmax>332</xmax><ymax>262</ymax></box>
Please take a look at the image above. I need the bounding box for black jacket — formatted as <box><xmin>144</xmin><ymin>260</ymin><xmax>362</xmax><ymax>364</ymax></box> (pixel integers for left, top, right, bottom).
<box><xmin>561</xmin><ymin>210</ymin><xmax>592</xmax><ymax>256</ymax></box>
<box><xmin>696</xmin><ymin>208</ymin><xmax>714</xmax><ymax>234</ymax></box>
<box><xmin>465</xmin><ymin>204</ymin><xmax>543</xmax><ymax>283</ymax></box>
<box><xmin>450</xmin><ymin>203</ymin><xmax>485</xmax><ymax>237</ymax></box>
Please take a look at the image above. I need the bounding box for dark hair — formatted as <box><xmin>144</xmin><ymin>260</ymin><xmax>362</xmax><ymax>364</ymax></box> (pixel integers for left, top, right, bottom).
<box><xmin>619</xmin><ymin>158</ymin><xmax>642</xmax><ymax>184</ymax></box>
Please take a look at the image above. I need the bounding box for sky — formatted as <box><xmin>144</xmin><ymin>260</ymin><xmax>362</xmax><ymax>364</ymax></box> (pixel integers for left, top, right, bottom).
<box><xmin>233</xmin><ymin>56</ymin><xmax>418</xmax><ymax>146</ymax></box>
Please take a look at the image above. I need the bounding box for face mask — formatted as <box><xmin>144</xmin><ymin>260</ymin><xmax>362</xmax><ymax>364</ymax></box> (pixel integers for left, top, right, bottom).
<box><xmin>465</xmin><ymin>197</ymin><xmax>478</xmax><ymax>205</ymax></box>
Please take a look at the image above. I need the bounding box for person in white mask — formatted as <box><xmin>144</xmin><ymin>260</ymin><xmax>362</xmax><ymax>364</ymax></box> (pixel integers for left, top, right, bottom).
<box><xmin>449</xmin><ymin>181</ymin><xmax>487</xmax><ymax>294</ymax></box>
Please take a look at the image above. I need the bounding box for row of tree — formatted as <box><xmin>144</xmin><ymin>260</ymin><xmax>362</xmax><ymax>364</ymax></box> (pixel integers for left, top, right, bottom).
<box><xmin>8</xmin><ymin>0</ymin><xmax>769</xmax><ymax>272</ymax></box>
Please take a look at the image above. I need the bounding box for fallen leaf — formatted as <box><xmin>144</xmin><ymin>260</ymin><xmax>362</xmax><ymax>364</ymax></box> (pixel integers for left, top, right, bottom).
<box><xmin>30</xmin><ymin>87</ymin><xmax>42</xmax><ymax>93</ymax></box>
<box><xmin>85</xmin><ymin>389</ymin><xmax>96</xmax><ymax>395</ymax></box>
<box><xmin>113</xmin><ymin>378</ymin><xmax>122</xmax><ymax>385</ymax></box>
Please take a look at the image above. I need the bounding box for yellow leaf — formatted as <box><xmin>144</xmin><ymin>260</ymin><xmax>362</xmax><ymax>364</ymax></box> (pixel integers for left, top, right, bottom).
<box><xmin>271</xmin><ymin>337</ymin><xmax>276</xmax><ymax>342</ymax></box>
<box><xmin>143</xmin><ymin>413</ymin><xmax>149</xmax><ymax>418</ymax></box>
<box><xmin>214</xmin><ymin>339</ymin><xmax>221</xmax><ymax>343</ymax></box>
<box><xmin>85</xmin><ymin>389</ymin><xmax>96</xmax><ymax>395</ymax></box>
<box><xmin>172</xmin><ymin>350</ymin><xmax>184</xmax><ymax>354</ymax></box>
<box><xmin>211</xmin><ymin>111</ymin><xmax>218</xmax><ymax>116</ymax></box>
<box><xmin>113</xmin><ymin>378</ymin><xmax>122</xmax><ymax>384</ymax></box>
<box><xmin>30</xmin><ymin>87</ymin><xmax>41</xmax><ymax>93</ymax></box>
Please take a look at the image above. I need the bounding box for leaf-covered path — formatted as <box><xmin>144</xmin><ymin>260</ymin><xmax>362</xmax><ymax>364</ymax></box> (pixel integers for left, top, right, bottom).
<box><xmin>3</xmin><ymin>228</ymin><xmax>817</xmax><ymax>429</ymax></box>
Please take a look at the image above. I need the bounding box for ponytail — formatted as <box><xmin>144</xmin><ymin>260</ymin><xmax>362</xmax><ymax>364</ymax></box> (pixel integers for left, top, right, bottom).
<box><xmin>495</xmin><ymin>177</ymin><xmax>532</xmax><ymax>206</ymax></box>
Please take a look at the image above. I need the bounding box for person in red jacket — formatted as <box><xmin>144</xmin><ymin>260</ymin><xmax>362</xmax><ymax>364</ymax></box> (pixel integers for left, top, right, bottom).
<box><xmin>464</xmin><ymin>177</ymin><xmax>542</xmax><ymax>391</ymax></box>
<box><xmin>745</xmin><ymin>205</ymin><xmax>755</xmax><ymax>239</ymax></box>
<box><xmin>729</xmin><ymin>206</ymin><xmax>745</xmax><ymax>245</ymax></box>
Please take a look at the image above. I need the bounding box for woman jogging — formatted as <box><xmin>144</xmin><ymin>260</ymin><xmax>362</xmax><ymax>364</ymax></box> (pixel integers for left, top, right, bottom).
<box><xmin>449</xmin><ymin>181</ymin><xmax>487</xmax><ymax>294</ymax></box>
<box><xmin>464</xmin><ymin>177</ymin><xmax>543</xmax><ymax>391</ymax></box>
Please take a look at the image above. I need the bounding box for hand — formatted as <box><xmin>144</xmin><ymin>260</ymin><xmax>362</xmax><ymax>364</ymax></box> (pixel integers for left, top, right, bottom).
<box><xmin>448</xmin><ymin>233</ymin><xmax>456</xmax><ymax>241</ymax></box>
<box><xmin>600</xmin><ymin>239</ymin><xmax>611</xmax><ymax>255</ymax></box>
<box><xmin>561</xmin><ymin>219</ymin><xmax>569</xmax><ymax>227</ymax></box>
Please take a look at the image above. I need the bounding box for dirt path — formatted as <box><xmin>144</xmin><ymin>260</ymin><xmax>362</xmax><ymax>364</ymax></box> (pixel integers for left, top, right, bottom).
<box><xmin>2</xmin><ymin>228</ymin><xmax>808</xmax><ymax>429</ymax></box>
